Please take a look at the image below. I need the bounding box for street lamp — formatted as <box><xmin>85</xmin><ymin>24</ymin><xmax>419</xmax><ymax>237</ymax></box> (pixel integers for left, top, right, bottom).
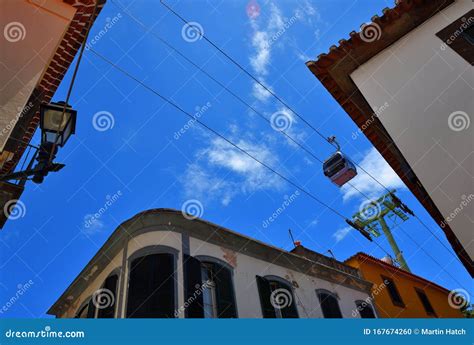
<box><xmin>0</xmin><ymin>101</ymin><xmax>77</xmax><ymax>184</ymax></box>
<box><xmin>39</xmin><ymin>101</ymin><xmax>77</xmax><ymax>147</ymax></box>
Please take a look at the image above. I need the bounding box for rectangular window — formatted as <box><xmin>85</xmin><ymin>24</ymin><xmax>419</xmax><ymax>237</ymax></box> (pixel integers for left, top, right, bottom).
<box><xmin>436</xmin><ymin>10</ymin><xmax>474</xmax><ymax>65</ymax></box>
<box><xmin>381</xmin><ymin>276</ymin><xmax>405</xmax><ymax>307</ymax></box>
<box><xmin>415</xmin><ymin>288</ymin><xmax>436</xmax><ymax>316</ymax></box>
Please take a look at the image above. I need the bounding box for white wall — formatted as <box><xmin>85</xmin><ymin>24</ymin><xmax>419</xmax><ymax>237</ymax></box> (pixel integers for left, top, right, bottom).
<box><xmin>351</xmin><ymin>0</ymin><xmax>473</xmax><ymax>259</ymax></box>
<box><xmin>0</xmin><ymin>0</ymin><xmax>76</xmax><ymax>151</ymax></box>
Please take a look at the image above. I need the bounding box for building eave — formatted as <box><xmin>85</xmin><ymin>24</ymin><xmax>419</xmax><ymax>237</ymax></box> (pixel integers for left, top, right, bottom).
<box><xmin>345</xmin><ymin>252</ymin><xmax>454</xmax><ymax>295</ymax></box>
<box><xmin>48</xmin><ymin>209</ymin><xmax>374</xmax><ymax>316</ymax></box>
<box><xmin>305</xmin><ymin>0</ymin><xmax>473</xmax><ymax>277</ymax></box>
<box><xmin>0</xmin><ymin>0</ymin><xmax>105</xmax><ymax>224</ymax></box>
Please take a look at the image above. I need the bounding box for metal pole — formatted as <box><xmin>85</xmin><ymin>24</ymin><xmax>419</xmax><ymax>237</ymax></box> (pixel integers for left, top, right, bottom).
<box><xmin>379</xmin><ymin>216</ymin><xmax>410</xmax><ymax>272</ymax></box>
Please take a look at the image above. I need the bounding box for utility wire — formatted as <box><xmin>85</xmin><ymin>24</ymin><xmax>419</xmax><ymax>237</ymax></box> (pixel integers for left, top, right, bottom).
<box><xmin>47</xmin><ymin>0</ymin><xmax>100</xmax><ymax>164</ymax></box>
<box><xmin>112</xmin><ymin>1</ymin><xmax>467</xmax><ymax>285</ymax></box>
<box><xmin>158</xmin><ymin>0</ymin><xmax>464</xmax><ymax>267</ymax></box>
<box><xmin>88</xmin><ymin>48</ymin><xmax>469</xmax><ymax>291</ymax></box>
<box><xmin>89</xmin><ymin>49</ymin><xmax>347</xmax><ymax>221</ymax></box>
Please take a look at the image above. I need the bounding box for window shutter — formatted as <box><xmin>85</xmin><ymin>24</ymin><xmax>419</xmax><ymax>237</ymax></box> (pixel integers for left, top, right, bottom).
<box><xmin>86</xmin><ymin>299</ymin><xmax>96</xmax><ymax>318</ymax></box>
<box><xmin>154</xmin><ymin>253</ymin><xmax>175</xmax><ymax>318</ymax></box>
<box><xmin>126</xmin><ymin>253</ymin><xmax>175</xmax><ymax>318</ymax></box>
<box><xmin>356</xmin><ymin>301</ymin><xmax>376</xmax><ymax>318</ymax></box>
<box><xmin>318</xmin><ymin>292</ymin><xmax>343</xmax><ymax>318</ymax></box>
<box><xmin>214</xmin><ymin>263</ymin><xmax>237</xmax><ymax>318</ymax></box>
<box><xmin>183</xmin><ymin>254</ymin><xmax>204</xmax><ymax>318</ymax></box>
<box><xmin>97</xmin><ymin>275</ymin><xmax>118</xmax><ymax>318</ymax></box>
<box><xmin>256</xmin><ymin>275</ymin><xmax>276</xmax><ymax>318</ymax></box>
<box><xmin>280</xmin><ymin>286</ymin><xmax>299</xmax><ymax>318</ymax></box>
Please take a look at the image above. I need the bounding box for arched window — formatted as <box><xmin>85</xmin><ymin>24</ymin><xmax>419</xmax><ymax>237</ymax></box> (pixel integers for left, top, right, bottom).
<box><xmin>317</xmin><ymin>289</ymin><xmax>342</xmax><ymax>318</ymax></box>
<box><xmin>126</xmin><ymin>247</ymin><xmax>177</xmax><ymax>318</ymax></box>
<box><xmin>355</xmin><ymin>300</ymin><xmax>376</xmax><ymax>318</ymax></box>
<box><xmin>256</xmin><ymin>275</ymin><xmax>298</xmax><ymax>318</ymax></box>
<box><xmin>75</xmin><ymin>298</ymin><xmax>96</xmax><ymax>318</ymax></box>
<box><xmin>183</xmin><ymin>255</ymin><xmax>237</xmax><ymax>318</ymax></box>
<box><xmin>97</xmin><ymin>273</ymin><xmax>119</xmax><ymax>318</ymax></box>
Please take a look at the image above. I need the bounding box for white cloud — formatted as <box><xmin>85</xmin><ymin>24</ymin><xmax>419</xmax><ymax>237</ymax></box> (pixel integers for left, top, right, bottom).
<box><xmin>182</xmin><ymin>136</ymin><xmax>284</xmax><ymax>205</ymax></box>
<box><xmin>82</xmin><ymin>214</ymin><xmax>105</xmax><ymax>235</ymax></box>
<box><xmin>252</xmin><ymin>82</ymin><xmax>272</xmax><ymax>102</ymax></box>
<box><xmin>250</xmin><ymin>30</ymin><xmax>270</xmax><ymax>76</ymax></box>
<box><xmin>333</xmin><ymin>226</ymin><xmax>352</xmax><ymax>242</ymax></box>
<box><xmin>341</xmin><ymin>147</ymin><xmax>406</xmax><ymax>201</ymax></box>
<box><xmin>247</xmin><ymin>3</ymin><xmax>285</xmax><ymax>103</ymax></box>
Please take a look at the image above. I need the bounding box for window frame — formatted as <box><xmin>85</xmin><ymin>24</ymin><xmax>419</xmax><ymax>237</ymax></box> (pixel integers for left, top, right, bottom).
<box><xmin>125</xmin><ymin>245</ymin><xmax>179</xmax><ymax>318</ymax></box>
<box><xmin>436</xmin><ymin>9</ymin><xmax>474</xmax><ymax>65</ymax></box>
<box><xmin>316</xmin><ymin>288</ymin><xmax>343</xmax><ymax>318</ymax></box>
<box><xmin>195</xmin><ymin>255</ymin><xmax>238</xmax><ymax>318</ymax></box>
<box><xmin>414</xmin><ymin>287</ymin><xmax>437</xmax><ymax>317</ymax></box>
<box><xmin>200</xmin><ymin>263</ymin><xmax>219</xmax><ymax>318</ymax></box>
<box><xmin>257</xmin><ymin>275</ymin><xmax>299</xmax><ymax>318</ymax></box>
<box><xmin>96</xmin><ymin>269</ymin><xmax>120</xmax><ymax>318</ymax></box>
<box><xmin>354</xmin><ymin>300</ymin><xmax>376</xmax><ymax>318</ymax></box>
<box><xmin>381</xmin><ymin>275</ymin><xmax>405</xmax><ymax>308</ymax></box>
<box><xmin>74</xmin><ymin>297</ymin><xmax>96</xmax><ymax>318</ymax></box>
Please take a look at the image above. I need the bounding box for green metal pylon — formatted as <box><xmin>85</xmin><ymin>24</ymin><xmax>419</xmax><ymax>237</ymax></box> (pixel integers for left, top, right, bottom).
<box><xmin>352</xmin><ymin>190</ymin><xmax>412</xmax><ymax>272</ymax></box>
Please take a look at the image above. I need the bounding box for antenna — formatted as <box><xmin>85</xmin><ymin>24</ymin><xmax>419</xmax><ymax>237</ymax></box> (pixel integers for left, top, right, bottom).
<box><xmin>288</xmin><ymin>229</ymin><xmax>299</xmax><ymax>247</ymax></box>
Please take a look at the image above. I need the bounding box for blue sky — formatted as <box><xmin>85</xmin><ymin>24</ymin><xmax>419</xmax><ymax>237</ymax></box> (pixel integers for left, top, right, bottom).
<box><xmin>1</xmin><ymin>0</ymin><xmax>471</xmax><ymax>317</ymax></box>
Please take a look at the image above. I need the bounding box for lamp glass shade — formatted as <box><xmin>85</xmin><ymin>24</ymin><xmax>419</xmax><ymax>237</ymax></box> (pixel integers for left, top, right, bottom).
<box><xmin>40</xmin><ymin>102</ymin><xmax>76</xmax><ymax>147</ymax></box>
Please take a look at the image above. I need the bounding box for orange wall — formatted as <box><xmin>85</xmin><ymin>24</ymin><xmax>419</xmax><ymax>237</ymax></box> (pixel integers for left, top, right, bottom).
<box><xmin>346</xmin><ymin>257</ymin><xmax>464</xmax><ymax>318</ymax></box>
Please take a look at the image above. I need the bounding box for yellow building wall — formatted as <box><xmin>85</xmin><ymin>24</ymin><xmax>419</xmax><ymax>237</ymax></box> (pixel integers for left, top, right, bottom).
<box><xmin>346</xmin><ymin>257</ymin><xmax>464</xmax><ymax>318</ymax></box>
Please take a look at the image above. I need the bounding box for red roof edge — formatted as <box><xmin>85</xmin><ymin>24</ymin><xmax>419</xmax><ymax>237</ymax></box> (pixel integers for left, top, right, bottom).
<box><xmin>345</xmin><ymin>252</ymin><xmax>453</xmax><ymax>295</ymax></box>
<box><xmin>0</xmin><ymin>0</ymin><xmax>105</xmax><ymax>176</ymax></box>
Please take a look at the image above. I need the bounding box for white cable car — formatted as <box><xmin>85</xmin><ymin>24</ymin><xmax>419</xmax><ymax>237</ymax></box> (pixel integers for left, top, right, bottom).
<box><xmin>323</xmin><ymin>137</ymin><xmax>357</xmax><ymax>187</ymax></box>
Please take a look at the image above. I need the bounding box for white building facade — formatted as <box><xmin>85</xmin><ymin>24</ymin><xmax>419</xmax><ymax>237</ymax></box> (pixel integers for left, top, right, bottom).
<box><xmin>48</xmin><ymin>209</ymin><xmax>375</xmax><ymax>319</ymax></box>
<box><xmin>307</xmin><ymin>0</ymin><xmax>473</xmax><ymax>275</ymax></box>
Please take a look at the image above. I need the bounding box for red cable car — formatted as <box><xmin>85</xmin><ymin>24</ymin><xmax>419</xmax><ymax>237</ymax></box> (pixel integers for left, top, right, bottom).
<box><xmin>323</xmin><ymin>137</ymin><xmax>357</xmax><ymax>187</ymax></box>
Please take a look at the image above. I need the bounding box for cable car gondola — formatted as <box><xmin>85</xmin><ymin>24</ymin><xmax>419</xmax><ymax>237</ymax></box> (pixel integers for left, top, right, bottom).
<box><xmin>323</xmin><ymin>137</ymin><xmax>357</xmax><ymax>187</ymax></box>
